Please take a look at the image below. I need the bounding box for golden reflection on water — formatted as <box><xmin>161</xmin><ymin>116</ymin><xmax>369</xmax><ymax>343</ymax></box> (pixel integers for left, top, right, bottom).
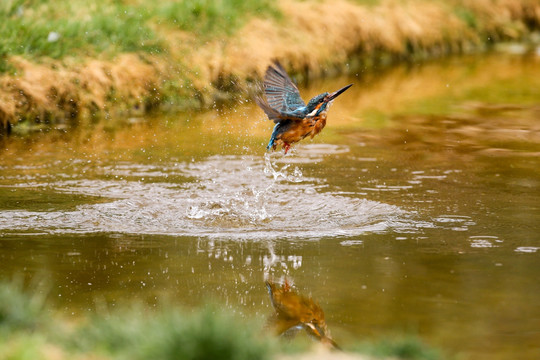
<box><xmin>3</xmin><ymin>53</ymin><xmax>539</xmax><ymax>160</ymax></box>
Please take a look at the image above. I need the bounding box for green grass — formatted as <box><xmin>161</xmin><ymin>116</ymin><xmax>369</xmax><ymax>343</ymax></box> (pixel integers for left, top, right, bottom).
<box><xmin>70</xmin><ymin>307</ymin><xmax>273</xmax><ymax>360</ymax></box>
<box><xmin>0</xmin><ymin>0</ymin><xmax>279</xmax><ymax>61</ymax></box>
<box><xmin>453</xmin><ymin>6</ymin><xmax>479</xmax><ymax>30</ymax></box>
<box><xmin>352</xmin><ymin>336</ymin><xmax>442</xmax><ymax>360</ymax></box>
<box><xmin>0</xmin><ymin>280</ymin><xmax>447</xmax><ymax>360</ymax></box>
<box><xmin>155</xmin><ymin>0</ymin><xmax>280</xmax><ymax>37</ymax></box>
<box><xmin>0</xmin><ymin>278</ymin><xmax>48</xmax><ymax>334</ymax></box>
<box><xmin>0</xmin><ymin>0</ymin><xmax>163</xmax><ymax>59</ymax></box>
<box><xmin>0</xmin><ymin>280</ymin><xmax>273</xmax><ymax>360</ymax></box>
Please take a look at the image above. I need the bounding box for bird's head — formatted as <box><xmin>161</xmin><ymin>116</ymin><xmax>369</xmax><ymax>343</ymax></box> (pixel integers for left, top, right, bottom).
<box><xmin>306</xmin><ymin>83</ymin><xmax>353</xmax><ymax>117</ymax></box>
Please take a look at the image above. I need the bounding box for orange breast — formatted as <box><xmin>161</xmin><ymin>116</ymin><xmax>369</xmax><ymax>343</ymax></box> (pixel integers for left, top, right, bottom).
<box><xmin>310</xmin><ymin>117</ymin><xmax>326</xmax><ymax>139</ymax></box>
<box><xmin>279</xmin><ymin>116</ymin><xmax>326</xmax><ymax>144</ymax></box>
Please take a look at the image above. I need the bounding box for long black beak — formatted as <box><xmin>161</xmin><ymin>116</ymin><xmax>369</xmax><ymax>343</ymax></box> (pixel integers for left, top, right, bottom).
<box><xmin>326</xmin><ymin>83</ymin><xmax>353</xmax><ymax>102</ymax></box>
<box><xmin>304</xmin><ymin>323</ymin><xmax>342</xmax><ymax>350</ymax></box>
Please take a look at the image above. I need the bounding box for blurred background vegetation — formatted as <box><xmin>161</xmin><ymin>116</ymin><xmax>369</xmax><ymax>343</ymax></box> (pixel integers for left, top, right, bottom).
<box><xmin>1</xmin><ymin>0</ymin><xmax>538</xmax><ymax>134</ymax></box>
<box><xmin>0</xmin><ymin>280</ymin><xmax>442</xmax><ymax>360</ymax></box>
<box><xmin>0</xmin><ymin>0</ymin><xmax>279</xmax><ymax>59</ymax></box>
<box><xmin>1</xmin><ymin>0</ymin><xmax>537</xmax><ymax>61</ymax></box>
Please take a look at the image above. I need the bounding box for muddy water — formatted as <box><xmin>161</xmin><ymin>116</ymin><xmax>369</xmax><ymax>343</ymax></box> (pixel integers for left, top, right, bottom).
<box><xmin>1</xmin><ymin>53</ymin><xmax>539</xmax><ymax>359</ymax></box>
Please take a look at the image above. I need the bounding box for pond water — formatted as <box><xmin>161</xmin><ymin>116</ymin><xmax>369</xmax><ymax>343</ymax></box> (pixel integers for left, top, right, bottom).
<box><xmin>1</xmin><ymin>53</ymin><xmax>539</xmax><ymax>359</ymax></box>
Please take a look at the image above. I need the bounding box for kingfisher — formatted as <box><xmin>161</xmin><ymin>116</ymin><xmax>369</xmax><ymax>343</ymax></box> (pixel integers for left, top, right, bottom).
<box><xmin>265</xmin><ymin>278</ymin><xmax>340</xmax><ymax>350</ymax></box>
<box><xmin>255</xmin><ymin>61</ymin><xmax>352</xmax><ymax>154</ymax></box>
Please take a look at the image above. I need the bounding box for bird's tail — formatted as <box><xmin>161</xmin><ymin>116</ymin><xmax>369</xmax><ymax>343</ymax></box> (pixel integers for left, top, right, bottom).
<box><xmin>265</xmin><ymin>280</ymin><xmax>277</xmax><ymax>308</ymax></box>
<box><xmin>267</xmin><ymin>123</ymin><xmax>280</xmax><ymax>151</ymax></box>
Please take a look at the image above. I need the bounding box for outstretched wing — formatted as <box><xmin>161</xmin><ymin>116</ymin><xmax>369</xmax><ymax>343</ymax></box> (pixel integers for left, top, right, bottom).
<box><xmin>254</xmin><ymin>95</ymin><xmax>305</xmax><ymax>123</ymax></box>
<box><xmin>263</xmin><ymin>61</ymin><xmax>305</xmax><ymax>113</ymax></box>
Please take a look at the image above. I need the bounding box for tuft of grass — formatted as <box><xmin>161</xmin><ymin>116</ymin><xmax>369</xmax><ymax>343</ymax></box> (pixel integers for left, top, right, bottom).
<box><xmin>0</xmin><ymin>279</ymin><xmax>48</xmax><ymax>334</ymax></box>
<box><xmin>154</xmin><ymin>0</ymin><xmax>280</xmax><ymax>37</ymax></box>
<box><xmin>352</xmin><ymin>335</ymin><xmax>442</xmax><ymax>360</ymax></box>
<box><xmin>69</xmin><ymin>306</ymin><xmax>272</xmax><ymax>360</ymax></box>
<box><xmin>0</xmin><ymin>52</ymin><xmax>14</xmax><ymax>74</ymax></box>
<box><xmin>453</xmin><ymin>6</ymin><xmax>479</xmax><ymax>30</ymax></box>
<box><xmin>0</xmin><ymin>333</ymin><xmax>51</xmax><ymax>360</ymax></box>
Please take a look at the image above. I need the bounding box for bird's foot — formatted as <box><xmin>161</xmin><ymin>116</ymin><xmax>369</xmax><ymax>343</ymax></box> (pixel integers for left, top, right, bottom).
<box><xmin>283</xmin><ymin>143</ymin><xmax>291</xmax><ymax>154</ymax></box>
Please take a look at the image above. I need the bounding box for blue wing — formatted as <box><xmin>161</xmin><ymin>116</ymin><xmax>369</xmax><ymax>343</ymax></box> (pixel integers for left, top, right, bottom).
<box><xmin>255</xmin><ymin>95</ymin><xmax>306</xmax><ymax>123</ymax></box>
<box><xmin>262</xmin><ymin>61</ymin><xmax>306</xmax><ymax>113</ymax></box>
<box><xmin>255</xmin><ymin>61</ymin><xmax>307</xmax><ymax>124</ymax></box>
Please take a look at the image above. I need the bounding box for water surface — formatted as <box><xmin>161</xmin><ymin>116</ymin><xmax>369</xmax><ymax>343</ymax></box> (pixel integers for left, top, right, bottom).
<box><xmin>1</xmin><ymin>53</ymin><xmax>539</xmax><ymax>359</ymax></box>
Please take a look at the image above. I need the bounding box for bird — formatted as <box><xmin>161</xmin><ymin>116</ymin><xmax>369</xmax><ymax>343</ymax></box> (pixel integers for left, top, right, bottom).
<box><xmin>265</xmin><ymin>278</ymin><xmax>340</xmax><ymax>349</ymax></box>
<box><xmin>255</xmin><ymin>61</ymin><xmax>352</xmax><ymax>154</ymax></box>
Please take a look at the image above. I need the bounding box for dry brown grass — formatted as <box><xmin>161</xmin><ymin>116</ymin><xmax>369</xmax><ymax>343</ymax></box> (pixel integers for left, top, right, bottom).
<box><xmin>193</xmin><ymin>0</ymin><xmax>540</xmax><ymax>95</ymax></box>
<box><xmin>1</xmin><ymin>0</ymin><xmax>539</xmax><ymax>133</ymax></box>
<box><xmin>461</xmin><ymin>0</ymin><xmax>540</xmax><ymax>38</ymax></box>
<box><xmin>0</xmin><ymin>54</ymin><xmax>162</xmax><ymax>130</ymax></box>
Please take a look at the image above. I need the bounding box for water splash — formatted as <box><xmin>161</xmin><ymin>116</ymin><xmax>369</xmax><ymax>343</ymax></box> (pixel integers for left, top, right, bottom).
<box><xmin>263</xmin><ymin>152</ymin><xmax>304</xmax><ymax>183</ymax></box>
<box><xmin>0</xmin><ymin>149</ymin><xmax>421</xmax><ymax>240</ymax></box>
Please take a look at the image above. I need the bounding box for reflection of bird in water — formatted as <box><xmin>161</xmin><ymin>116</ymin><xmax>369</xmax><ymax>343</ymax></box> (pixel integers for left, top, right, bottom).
<box><xmin>255</xmin><ymin>61</ymin><xmax>352</xmax><ymax>154</ymax></box>
<box><xmin>265</xmin><ymin>278</ymin><xmax>340</xmax><ymax>349</ymax></box>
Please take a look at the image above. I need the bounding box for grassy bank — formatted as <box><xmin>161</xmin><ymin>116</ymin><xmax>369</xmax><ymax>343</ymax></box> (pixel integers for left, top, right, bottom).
<box><xmin>0</xmin><ymin>280</ymin><xmax>273</xmax><ymax>360</ymax></box>
<box><xmin>1</xmin><ymin>0</ymin><xmax>539</xmax><ymax>134</ymax></box>
<box><xmin>0</xmin><ymin>280</ymin><xmax>442</xmax><ymax>360</ymax></box>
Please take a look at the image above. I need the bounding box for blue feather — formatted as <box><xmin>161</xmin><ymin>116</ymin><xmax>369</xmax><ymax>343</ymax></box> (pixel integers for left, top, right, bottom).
<box><xmin>267</xmin><ymin>123</ymin><xmax>280</xmax><ymax>150</ymax></box>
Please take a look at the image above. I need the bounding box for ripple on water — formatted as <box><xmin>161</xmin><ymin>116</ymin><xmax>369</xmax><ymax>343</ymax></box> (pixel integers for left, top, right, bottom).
<box><xmin>514</xmin><ymin>246</ymin><xmax>539</xmax><ymax>253</ymax></box>
<box><xmin>339</xmin><ymin>240</ymin><xmax>364</xmax><ymax>246</ymax></box>
<box><xmin>469</xmin><ymin>236</ymin><xmax>503</xmax><ymax>248</ymax></box>
<box><xmin>0</xmin><ymin>151</ymin><xmax>424</xmax><ymax>240</ymax></box>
